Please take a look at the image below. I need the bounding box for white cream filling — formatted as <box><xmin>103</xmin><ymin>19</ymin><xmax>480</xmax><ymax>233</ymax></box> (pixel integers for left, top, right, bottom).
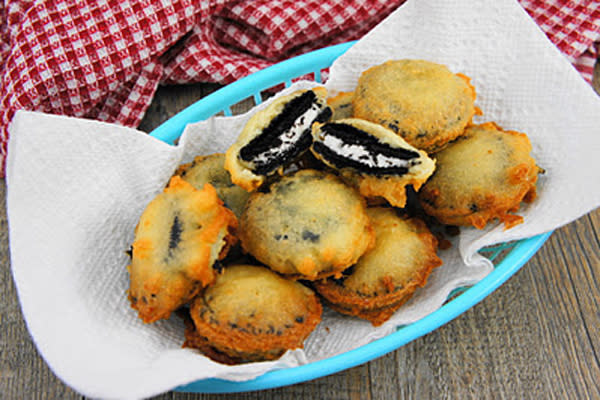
<box><xmin>251</xmin><ymin>103</ymin><xmax>322</xmax><ymax>166</ymax></box>
<box><xmin>321</xmin><ymin>134</ymin><xmax>413</xmax><ymax>169</ymax></box>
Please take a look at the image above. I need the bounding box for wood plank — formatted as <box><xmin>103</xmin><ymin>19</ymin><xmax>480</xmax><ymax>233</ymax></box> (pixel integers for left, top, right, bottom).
<box><xmin>137</xmin><ymin>83</ymin><xmax>223</xmax><ymax>133</ymax></box>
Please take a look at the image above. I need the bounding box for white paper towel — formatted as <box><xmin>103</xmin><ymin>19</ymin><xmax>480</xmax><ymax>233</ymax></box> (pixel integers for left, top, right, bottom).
<box><xmin>6</xmin><ymin>0</ymin><xmax>600</xmax><ymax>398</ymax></box>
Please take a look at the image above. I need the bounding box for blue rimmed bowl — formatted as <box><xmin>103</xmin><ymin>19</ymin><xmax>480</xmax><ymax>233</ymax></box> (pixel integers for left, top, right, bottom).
<box><xmin>149</xmin><ymin>41</ymin><xmax>552</xmax><ymax>394</ymax></box>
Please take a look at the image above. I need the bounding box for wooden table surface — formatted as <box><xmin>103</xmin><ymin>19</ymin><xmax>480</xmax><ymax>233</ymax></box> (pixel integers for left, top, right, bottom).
<box><xmin>1</xmin><ymin>68</ymin><xmax>599</xmax><ymax>399</ymax></box>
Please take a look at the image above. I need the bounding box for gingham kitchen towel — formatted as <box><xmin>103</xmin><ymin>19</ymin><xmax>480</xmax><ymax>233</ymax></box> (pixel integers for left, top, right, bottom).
<box><xmin>0</xmin><ymin>0</ymin><xmax>598</xmax><ymax>176</ymax></box>
<box><xmin>521</xmin><ymin>0</ymin><xmax>599</xmax><ymax>80</ymax></box>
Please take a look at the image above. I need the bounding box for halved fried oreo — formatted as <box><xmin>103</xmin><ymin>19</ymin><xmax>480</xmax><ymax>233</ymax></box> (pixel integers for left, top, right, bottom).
<box><xmin>225</xmin><ymin>87</ymin><xmax>332</xmax><ymax>191</ymax></box>
<box><xmin>310</xmin><ymin>118</ymin><xmax>435</xmax><ymax>208</ymax></box>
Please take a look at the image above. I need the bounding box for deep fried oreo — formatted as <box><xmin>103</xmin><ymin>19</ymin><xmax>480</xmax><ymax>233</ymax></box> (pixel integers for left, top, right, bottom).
<box><xmin>311</xmin><ymin>118</ymin><xmax>435</xmax><ymax>208</ymax></box>
<box><xmin>127</xmin><ymin>176</ymin><xmax>237</xmax><ymax>323</ymax></box>
<box><xmin>419</xmin><ymin>122</ymin><xmax>540</xmax><ymax>229</ymax></box>
<box><xmin>353</xmin><ymin>59</ymin><xmax>477</xmax><ymax>153</ymax></box>
<box><xmin>313</xmin><ymin>207</ymin><xmax>442</xmax><ymax>326</ymax></box>
<box><xmin>184</xmin><ymin>264</ymin><xmax>322</xmax><ymax>364</ymax></box>
<box><xmin>225</xmin><ymin>88</ymin><xmax>332</xmax><ymax>191</ymax></box>
<box><xmin>175</xmin><ymin>153</ymin><xmax>250</xmax><ymax>218</ymax></box>
<box><xmin>327</xmin><ymin>91</ymin><xmax>354</xmax><ymax>121</ymax></box>
<box><xmin>239</xmin><ymin>169</ymin><xmax>375</xmax><ymax>280</ymax></box>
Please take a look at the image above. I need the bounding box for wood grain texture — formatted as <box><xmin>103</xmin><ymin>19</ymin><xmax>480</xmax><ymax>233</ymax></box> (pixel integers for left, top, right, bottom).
<box><xmin>1</xmin><ymin>73</ymin><xmax>599</xmax><ymax>400</ymax></box>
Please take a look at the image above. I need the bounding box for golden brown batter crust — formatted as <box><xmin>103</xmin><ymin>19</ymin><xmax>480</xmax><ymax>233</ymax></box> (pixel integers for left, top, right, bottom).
<box><xmin>175</xmin><ymin>153</ymin><xmax>250</xmax><ymax>218</ymax></box>
<box><xmin>327</xmin><ymin>91</ymin><xmax>354</xmax><ymax>121</ymax></box>
<box><xmin>239</xmin><ymin>169</ymin><xmax>375</xmax><ymax>280</ymax></box>
<box><xmin>313</xmin><ymin>208</ymin><xmax>442</xmax><ymax>326</ymax></box>
<box><xmin>185</xmin><ymin>264</ymin><xmax>322</xmax><ymax>364</ymax></box>
<box><xmin>352</xmin><ymin>59</ymin><xmax>477</xmax><ymax>153</ymax></box>
<box><xmin>419</xmin><ymin>122</ymin><xmax>540</xmax><ymax>229</ymax></box>
<box><xmin>127</xmin><ymin>176</ymin><xmax>237</xmax><ymax>323</ymax></box>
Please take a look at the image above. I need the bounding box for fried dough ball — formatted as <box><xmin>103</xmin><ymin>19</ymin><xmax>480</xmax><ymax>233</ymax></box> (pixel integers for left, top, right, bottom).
<box><xmin>239</xmin><ymin>169</ymin><xmax>375</xmax><ymax>280</ymax></box>
<box><xmin>419</xmin><ymin>122</ymin><xmax>540</xmax><ymax>229</ymax></box>
<box><xmin>184</xmin><ymin>264</ymin><xmax>322</xmax><ymax>364</ymax></box>
<box><xmin>310</xmin><ymin>118</ymin><xmax>435</xmax><ymax>208</ymax></box>
<box><xmin>127</xmin><ymin>176</ymin><xmax>237</xmax><ymax>323</ymax></box>
<box><xmin>225</xmin><ymin>87</ymin><xmax>332</xmax><ymax>191</ymax></box>
<box><xmin>175</xmin><ymin>153</ymin><xmax>250</xmax><ymax>218</ymax></box>
<box><xmin>353</xmin><ymin>59</ymin><xmax>477</xmax><ymax>153</ymax></box>
<box><xmin>313</xmin><ymin>208</ymin><xmax>442</xmax><ymax>326</ymax></box>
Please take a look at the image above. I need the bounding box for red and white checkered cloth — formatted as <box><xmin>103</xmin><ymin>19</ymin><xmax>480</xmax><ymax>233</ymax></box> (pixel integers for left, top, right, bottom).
<box><xmin>521</xmin><ymin>0</ymin><xmax>599</xmax><ymax>81</ymax></box>
<box><xmin>0</xmin><ymin>0</ymin><xmax>598</xmax><ymax>176</ymax></box>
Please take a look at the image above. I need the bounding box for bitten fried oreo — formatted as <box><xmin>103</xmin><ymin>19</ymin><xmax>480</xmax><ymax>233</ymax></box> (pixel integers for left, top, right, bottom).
<box><xmin>239</xmin><ymin>169</ymin><xmax>375</xmax><ymax>280</ymax></box>
<box><xmin>353</xmin><ymin>59</ymin><xmax>477</xmax><ymax>153</ymax></box>
<box><xmin>184</xmin><ymin>264</ymin><xmax>322</xmax><ymax>364</ymax></box>
<box><xmin>313</xmin><ymin>207</ymin><xmax>442</xmax><ymax>326</ymax></box>
<box><xmin>419</xmin><ymin>122</ymin><xmax>540</xmax><ymax>229</ymax></box>
<box><xmin>175</xmin><ymin>153</ymin><xmax>250</xmax><ymax>218</ymax></box>
<box><xmin>225</xmin><ymin>87</ymin><xmax>332</xmax><ymax>191</ymax></box>
<box><xmin>311</xmin><ymin>118</ymin><xmax>435</xmax><ymax>208</ymax></box>
<box><xmin>127</xmin><ymin>176</ymin><xmax>237</xmax><ymax>323</ymax></box>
